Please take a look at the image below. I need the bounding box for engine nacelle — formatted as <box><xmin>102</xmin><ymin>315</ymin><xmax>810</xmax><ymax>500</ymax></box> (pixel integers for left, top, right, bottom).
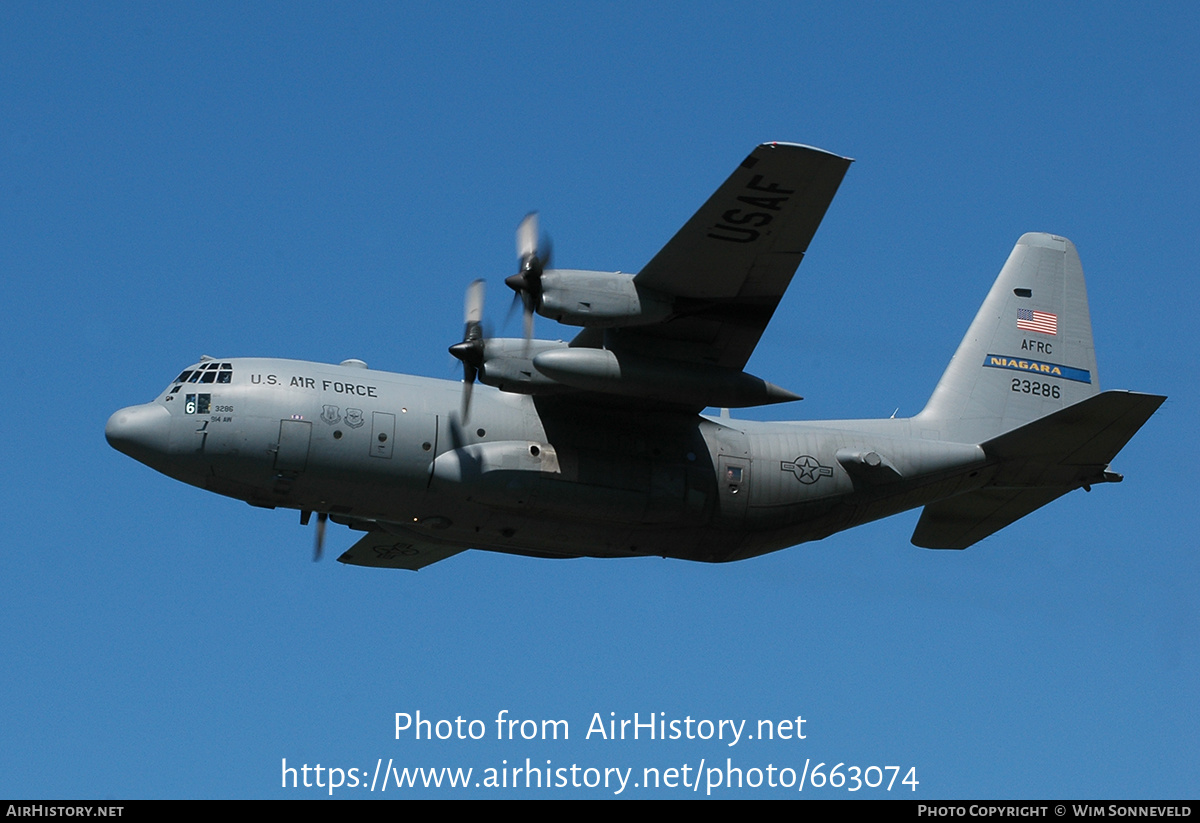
<box><xmin>538</xmin><ymin>270</ymin><xmax>672</xmax><ymax>327</ymax></box>
<box><xmin>476</xmin><ymin>338</ymin><xmax>568</xmax><ymax>394</ymax></box>
<box><xmin>531</xmin><ymin>347</ymin><xmax>801</xmax><ymax>408</ymax></box>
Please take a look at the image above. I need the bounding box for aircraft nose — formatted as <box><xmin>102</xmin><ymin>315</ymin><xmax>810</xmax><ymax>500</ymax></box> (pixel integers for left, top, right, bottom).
<box><xmin>106</xmin><ymin>403</ymin><xmax>171</xmax><ymax>461</ymax></box>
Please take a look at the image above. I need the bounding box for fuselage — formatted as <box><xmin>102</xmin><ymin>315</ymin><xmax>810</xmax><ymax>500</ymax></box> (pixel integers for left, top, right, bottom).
<box><xmin>106</xmin><ymin>357</ymin><xmax>991</xmax><ymax>563</ymax></box>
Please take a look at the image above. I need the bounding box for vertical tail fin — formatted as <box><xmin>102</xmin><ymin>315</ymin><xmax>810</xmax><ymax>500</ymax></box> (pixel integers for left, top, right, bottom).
<box><xmin>916</xmin><ymin>233</ymin><xmax>1100</xmax><ymax>443</ymax></box>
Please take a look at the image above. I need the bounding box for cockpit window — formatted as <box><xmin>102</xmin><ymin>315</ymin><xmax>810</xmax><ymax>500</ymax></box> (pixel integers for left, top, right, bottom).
<box><xmin>174</xmin><ymin>363</ymin><xmax>233</xmax><ymax>384</ymax></box>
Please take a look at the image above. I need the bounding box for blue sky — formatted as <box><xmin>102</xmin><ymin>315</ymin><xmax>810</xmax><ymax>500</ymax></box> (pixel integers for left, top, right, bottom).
<box><xmin>1</xmin><ymin>2</ymin><xmax>1196</xmax><ymax>798</ymax></box>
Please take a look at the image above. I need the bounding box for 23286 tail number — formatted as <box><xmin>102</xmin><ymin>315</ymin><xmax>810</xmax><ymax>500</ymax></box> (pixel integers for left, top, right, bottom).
<box><xmin>1012</xmin><ymin>378</ymin><xmax>1060</xmax><ymax>399</ymax></box>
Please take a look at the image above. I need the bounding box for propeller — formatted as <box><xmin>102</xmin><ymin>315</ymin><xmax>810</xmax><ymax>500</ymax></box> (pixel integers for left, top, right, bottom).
<box><xmin>313</xmin><ymin>511</ymin><xmax>327</xmax><ymax>561</ymax></box>
<box><xmin>448</xmin><ymin>278</ymin><xmax>486</xmax><ymax>421</ymax></box>
<box><xmin>504</xmin><ymin>212</ymin><xmax>551</xmax><ymax>340</ymax></box>
<box><xmin>302</xmin><ymin>510</ymin><xmax>329</xmax><ymax>561</ymax></box>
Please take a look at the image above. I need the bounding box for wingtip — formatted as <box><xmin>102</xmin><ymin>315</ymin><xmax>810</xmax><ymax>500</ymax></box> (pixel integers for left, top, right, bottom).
<box><xmin>758</xmin><ymin>141</ymin><xmax>854</xmax><ymax>163</ymax></box>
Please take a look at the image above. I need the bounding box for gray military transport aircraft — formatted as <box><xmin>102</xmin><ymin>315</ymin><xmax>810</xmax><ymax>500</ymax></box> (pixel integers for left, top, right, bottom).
<box><xmin>106</xmin><ymin>142</ymin><xmax>1164</xmax><ymax>570</ymax></box>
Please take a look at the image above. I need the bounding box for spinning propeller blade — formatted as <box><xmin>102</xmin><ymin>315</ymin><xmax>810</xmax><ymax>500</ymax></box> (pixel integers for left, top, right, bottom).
<box><xmin>505</xmin><ymin>212</ymin><xmax>550</xmax><ymax>341</ymax></box>
<box><xmin>448</xmin><ymin>279</ymin><xmax>486</xmax><ymax>421</ymax></box>
<box><xmin>312</xmin><ymin>511</ymin><xmax>328</xmax><ymax>562</ymax></box>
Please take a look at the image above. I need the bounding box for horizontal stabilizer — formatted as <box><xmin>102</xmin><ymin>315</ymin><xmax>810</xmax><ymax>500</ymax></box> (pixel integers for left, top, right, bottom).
<box><xmin>912</xmin><ymin>390</ymin><xmax>1165</xmax><ymax>549</ymax></box>
<box><xmin>912</xmin><ymin>487</ymin><xmax>1072</xmax><ymax>550</ymax></box>
<box><xmin>982</xmin><ymin>390</ymin><xmax>1166</xmax><ymax>474</ymax></box>
<box><xmin>338</xmin><ymin>530</ymin><xmax>467</xmax><ymax>571</ymax></box>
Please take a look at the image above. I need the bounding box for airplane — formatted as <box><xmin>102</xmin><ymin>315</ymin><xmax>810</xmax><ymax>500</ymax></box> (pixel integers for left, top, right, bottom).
<box><xmin>105</xmin><ymin>142</ymin><xmax>1165</xmax><ymax>570</ymax></box>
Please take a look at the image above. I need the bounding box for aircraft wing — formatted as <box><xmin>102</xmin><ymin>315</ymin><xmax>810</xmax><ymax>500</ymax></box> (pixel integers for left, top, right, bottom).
<box><xmin>574</xmin><ymin>142</ymin><xmax>852</xmax><ymax>371</ymax></box>
<box><xmin>337</xmin><ymin>530</ymin><xmax>467</xmax><ymax>571</ymax></box>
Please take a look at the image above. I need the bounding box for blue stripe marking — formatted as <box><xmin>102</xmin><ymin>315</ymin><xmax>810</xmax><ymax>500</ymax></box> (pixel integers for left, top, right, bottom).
<box><xmin>983</xmin><ymin>354</ymin><xmax>1092</xmax><ymax>383</ymax></box>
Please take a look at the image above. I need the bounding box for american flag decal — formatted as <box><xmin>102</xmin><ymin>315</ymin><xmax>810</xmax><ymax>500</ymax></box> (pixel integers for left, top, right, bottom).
<box><xmin>1017</xmin><ymin>308</ymin><xmax>1058</xmax><ymax>335</ymax></box>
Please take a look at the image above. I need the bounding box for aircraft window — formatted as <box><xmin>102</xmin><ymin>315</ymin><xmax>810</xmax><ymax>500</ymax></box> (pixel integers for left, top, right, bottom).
<box><xmin>175</xmin><ymin>371</ymin><xmax>194</xmax><ymax>383</ymax></box>
<box><xmin>206</xmin><ymin>363</ymin><xmax>220</xmax><ymax>370</ymax></box>
<box><xmin>217</xmin><ymin>372</ymin><xmax>231</xmax><ymax>383</ymax></box>
<box><xmin>200</xmin><ymin>371</ymin><xmax>216</xmax><ymax>383</ymax></box>
<box><xmin>170</xmin><ymin>386</ymin><xmax>181</xmax><ymax>394</ymax></box>
<box><xmin>188</xmin><ymin>372</ymin><xmax>202</xmax><ymax>383</ymax></box>
<box><xmin>184</xmin><ymin>393</ymin><xmax>212</xmax><ymax>414</ymax></box>
<box><xmin>220</xmin><ymin>363</ymin><xmax>232</xmax><ymax>369</ymax></box>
